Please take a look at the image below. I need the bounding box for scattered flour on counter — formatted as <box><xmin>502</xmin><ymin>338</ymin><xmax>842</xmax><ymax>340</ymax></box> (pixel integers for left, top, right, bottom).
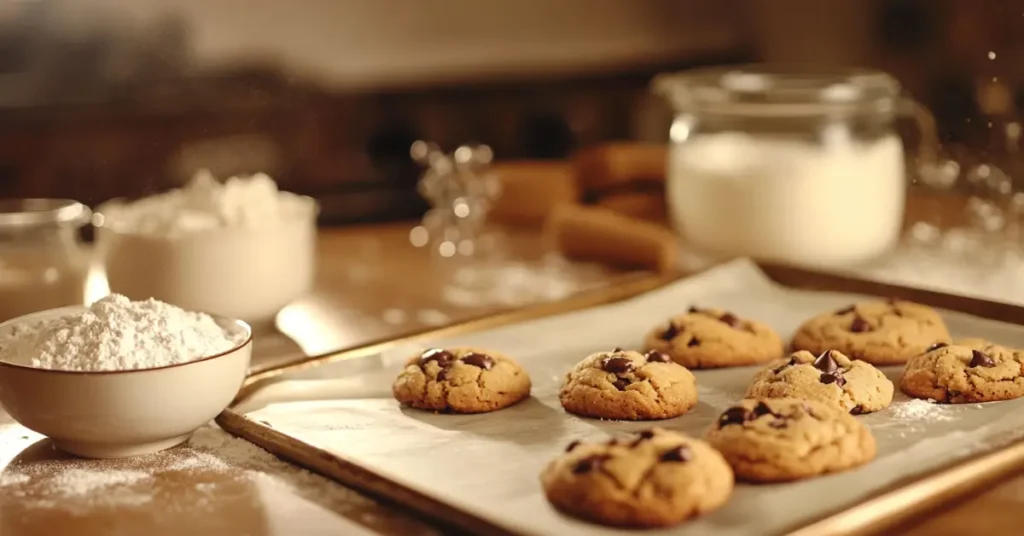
<box><xmin>0</xmin><ymin>294</ymin><xmax>241</xmax><ymax>371</ymax></box>
<box><xmin>100</xmin><ymin>169</ymin><xmax>312</xmax><ymax>237</ymax></box>
<box><xmin>889</xmin><ymin>399</ymin><xmax>954</xmax><ymax>422</ymax></box>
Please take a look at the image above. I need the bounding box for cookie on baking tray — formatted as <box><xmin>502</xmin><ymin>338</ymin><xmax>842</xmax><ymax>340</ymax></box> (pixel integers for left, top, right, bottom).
<box><xmin>791</xmin><ymin>299</ymin><xmax>951</xmax><ymax>365</ymax></box>
<box><xmin>641</xmin><ymin>307</ymin><xmax>785</xmax><ymax>368</ymax></box>
<box><xmin>540</xmin><ymin>428</ymin><xmax>733</xmax><ymax>528</ymax></box>
<box><xmin>746</xmin><ymin>349</ymin><xmax>894</xmax><ymax>414</ymax></box>
<box><xmin>392</xmin><ymin>347</ymin><xmax>531</xmax><ymax>413</ymax></box>
<box><xmin>901</xmin><ymin>339</ymin><xmax>1024</xmax><ymax>404</ymax></box>
<box><xmin>704</xmin><ymin>398</ymin><xmax>876</xmax><ymax>483</ymax></box>
<box><xmin>559</xmin><ymin>349</ymin><xmax>698</xmax><ymax>420</ymax></box>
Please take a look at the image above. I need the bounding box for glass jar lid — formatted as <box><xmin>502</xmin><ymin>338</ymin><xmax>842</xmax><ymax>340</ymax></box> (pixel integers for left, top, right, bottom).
<box><xmin>653</xmin><ymin>65</ymin><xmax>901</xmax><ymax>118</ymax></box>
<box><xmin>0</xmin><ymin>199</ymin><xmax>92</xmax><ymax>229</ymax></box>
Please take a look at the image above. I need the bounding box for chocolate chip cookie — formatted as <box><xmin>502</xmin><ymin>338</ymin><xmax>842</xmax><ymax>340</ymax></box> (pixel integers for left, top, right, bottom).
<box><xmin>559</xmin><ymin>349</ymin><xmax>697</xmax><ymax>420</ymax></box>
<box><xmin>746</xmin><ymin>350</ymin><xmax>894</xmax><ymax>414</ymax></box>
<box><xmin>540</xmin><ymin>428</ymin><xmax>734</xmax><ymax>528</ymax></box>
<box><xmin>392</xmin><ymin>347</ymin><xmax>531</xmax><ymax>413</ymax></box>
<box><xmin>792</xmin><ymin>299</ymin><xmax>951</xmax><ymax>365</ymax></box>
<box><xmin>704</xmin><ymin>398</ymin><xmax>876</xmax><ymax>482</ymax></box>
<box><xmin>641</xmin><ymin>307</ymin><xmax>785</xmax><ymax>368</ymax></box>
<box><xmin>901</xmin><ymin>340</ymin><xmax>1024</xmax><ymax>403</ymax></box>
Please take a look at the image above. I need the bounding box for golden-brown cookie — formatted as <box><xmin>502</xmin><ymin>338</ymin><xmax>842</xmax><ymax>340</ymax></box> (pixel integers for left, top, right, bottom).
<box><xmin>540</xmin><ymin>428</ymin><xmax>733</xmax><ymax>528</ymax></box>
<box><xmin>559</xmin><ymin>349</ymin><xmax>697</xmax><ymax>420</ymax></box>
<box><xmin>392</xmin><ymin>347</ymin><xmax>531</xmax><ymax>413</ymax></box>
<box><xmin>791</xmin><ymin>300</ymin><xmax>951</xmax><ymax>365</ymax></box>
<box><xmin>901</xmin><ymin>340</ymin><xmax>1024</xmax><ymax>403</ymax></box>
<box><xmin>746</xmin><ymin>350</ymin><xmax>894</xmax><ymax>414</ymax></box>
<box><xmin>704</xmin><ymin>398</ymin><xmax>876</xmax><ymax>482</ymax></box>
<box><xmin>641</xmin><ymin>307</ymin><xmax>784</xmax><ymax>368</ymax></box>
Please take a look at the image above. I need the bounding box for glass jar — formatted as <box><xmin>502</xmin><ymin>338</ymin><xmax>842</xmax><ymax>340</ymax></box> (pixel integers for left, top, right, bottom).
<box><xmin>653</xmin><ymin>66</ymin><xmax>912</xmax><ymax>269</ymax></box>
<box><xmin>0</xmin><ymin>200</ymin><xmax>92</xmax><ymax>323</ymax></box>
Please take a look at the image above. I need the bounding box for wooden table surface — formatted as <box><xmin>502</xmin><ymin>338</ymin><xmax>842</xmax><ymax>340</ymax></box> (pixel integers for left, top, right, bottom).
<box><xmin>1</xmin><ymin>211</ymin><xmax>1023</xmax><ymax>536</ymax></box>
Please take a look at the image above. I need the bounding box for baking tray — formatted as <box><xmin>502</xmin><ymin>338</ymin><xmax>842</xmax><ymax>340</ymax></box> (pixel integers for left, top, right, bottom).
<box><xmin>217</xmin><ymin>259</ymin><xmax>1024</xmax><ymax>536</ymax></box>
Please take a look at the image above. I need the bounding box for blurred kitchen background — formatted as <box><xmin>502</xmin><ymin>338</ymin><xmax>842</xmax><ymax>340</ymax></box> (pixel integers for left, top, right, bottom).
<box><xmin>1</xmin><ymin>0</ymin><xmax>1018</xmax><ymax>225</ymax></box>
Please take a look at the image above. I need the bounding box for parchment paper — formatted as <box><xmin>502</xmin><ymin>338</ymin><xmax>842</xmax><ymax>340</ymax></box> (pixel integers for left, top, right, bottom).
<box><xmin>241</xmin><ymin>259</ymin><xmax>1024</xmax><ymax>536</ymax></box>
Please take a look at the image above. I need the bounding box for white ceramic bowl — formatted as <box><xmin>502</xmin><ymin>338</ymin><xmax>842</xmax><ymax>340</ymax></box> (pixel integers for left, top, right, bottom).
<box><xmin>93</xmin><ymin>196</ymin><xmax>318</xmax><ymax>325</ymax></box>
<box><xmin>0</xmin><ymin>306</ymin><xmax>252</xmax><ymax>459</ymax></box>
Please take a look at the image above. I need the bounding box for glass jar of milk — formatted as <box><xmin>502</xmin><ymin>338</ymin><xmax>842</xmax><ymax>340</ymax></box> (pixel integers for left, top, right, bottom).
<box><xmin>0</xmin><ymin>200</ymin><xmax>92</xmax><ymax>322</ymax></box>
<box><xmin>653</xmin><ymin>66</ymin><xmax>907</xmax><ymax>269</ymax></box>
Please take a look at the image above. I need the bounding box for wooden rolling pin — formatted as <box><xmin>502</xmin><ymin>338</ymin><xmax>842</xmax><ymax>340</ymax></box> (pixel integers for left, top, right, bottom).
<box><xmin>546</xmin><ymin>204</ymin><xmax>679</xmax><ymax>274</ymax></box>
<box><xmin>574</xmin><ymin>142</ymin><xmax>668</xmax><ymax>192</ymax></box>
<box><xmin>489</xmin><ymin>161</ymin><xmax>580</xmax><ymax>227</ymax></box>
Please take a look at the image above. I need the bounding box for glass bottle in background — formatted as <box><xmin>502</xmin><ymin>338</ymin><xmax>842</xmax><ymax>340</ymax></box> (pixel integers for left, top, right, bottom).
<box><xmin>0</xmin><ymin>200</ymin><xmax>91</xmax><ymax>322</ymax></box>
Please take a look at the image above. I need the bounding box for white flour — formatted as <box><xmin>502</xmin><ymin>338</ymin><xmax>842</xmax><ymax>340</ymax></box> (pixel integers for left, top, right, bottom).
<box><xmin>101</xmin><ymin>169</ymin><xmax>310</xmax><ymax>237</ymax></box>
<box><xmin>0</xmin><ymin>294</ymin><xmax>240</xmax><ymax>371</ymax></box>
<box><xmin>888</xmin><ymin>399</ymin><xmax>954</xmax><ymax>422</ymax></box>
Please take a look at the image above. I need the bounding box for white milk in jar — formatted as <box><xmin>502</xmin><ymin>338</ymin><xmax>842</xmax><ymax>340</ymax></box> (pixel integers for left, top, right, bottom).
<box><xmin>654</xmin><ymin>66</ymin><xmax>909</xmax><ymax>268</ymax></box>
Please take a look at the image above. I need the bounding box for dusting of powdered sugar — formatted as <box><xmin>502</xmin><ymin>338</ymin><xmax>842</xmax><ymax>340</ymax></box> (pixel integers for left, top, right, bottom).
<box><xmin>888</xmin><ymin>398</ymin><xmax>955</xmax><ymax>422</ymax></box>
<box><xmin>0</xmin><ymin>294</ymin><xmax>242</xmax><ymax>371</ymax></box>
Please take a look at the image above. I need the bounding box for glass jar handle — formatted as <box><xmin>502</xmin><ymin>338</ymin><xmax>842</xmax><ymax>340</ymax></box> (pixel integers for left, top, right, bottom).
<box><xmin>896</xmin><ymin>97</ymin><xmax>956</xmax><ymax>190</ymax></box>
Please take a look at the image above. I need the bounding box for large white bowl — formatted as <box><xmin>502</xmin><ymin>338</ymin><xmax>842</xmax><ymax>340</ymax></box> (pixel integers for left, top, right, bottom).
<box><xmin>0</xmin><ymin>306</ymin><xmax>252</xmax><ymax>459</ymax></box>
<box><xmin>93</xmin><ymin>196</ymin><xmax>318</xmax><ymax>325</ymax></box>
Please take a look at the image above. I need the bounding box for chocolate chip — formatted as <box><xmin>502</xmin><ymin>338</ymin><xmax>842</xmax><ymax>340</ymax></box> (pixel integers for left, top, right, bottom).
<box><xmin>719</xmin><ymin>313</ymin><xmax>740</xmax><ymax>328</ymax></box>
<box><xmin>612</xmin><ymin>377</ymin><xmax>631</xmax><ymax>391</ymax></box>
<box><xmin>645</xmin><ymin>350</ymin><xmax>671</xmax><ymax>363</ymax></box>
<box><xmin>820</xmin><ymin>372</ymin><xmax>847</xmax><ymax>387</ymax></box>
<box><xmin>629</xmin><ymin>429</ymin><xmax>657</xmax><ymax>447</ymax></box>
<box><xmin>768</xmin><ymin>419</ymin><xmax>788</xmax><ymax>429</ymax></box>
<box><xmin>601</xmin><ymin>356</ymin><xmax>634</xmax><ymax>374</ymax></box>
<box><xmin>418</xmin><ymin>348</ymin><xmax>455</xmax><ymax>367</ymax></box>
<box><xmin>659</xmin><ymin>323</ymin><xmax>680</xmax><ymax>341</ymax></box>
<box><xmin>611</xmin><ymin>347</ymin><xmax>624</xmax><ymax>353</ymax></box>
<box><xmin>718</xmin><ymin>407</ymin><xmax>749</xmax><ymax>428</ymax></box>
<box><xmin>849</xmin><ymin>316</ymin><xmax>871</xmax><ymax>333</ymax></box>
<box><xmin>687</xmin><ymin>337</ymin><xmax>701</xmax><ymax>348</ymax></box>
<box><xmin>751</xmin><ymin>401</ymin><xmax>775</xmax><ymax>419</ymax></box>
<box><xmin>460</xmin><ymin>353</ymin><xmax>495</xmax><ymax>370</ymax></box>
<box><xmin>850</xmin><ymin>405</ymin><xmax>865</xmax><ymax>415</ymax></box>
<box><xmin>812</xmin><ymin>350</ymin><xmax>839</xmax><ymax>373</ymax></box>
<box><xmin>660</xmin><ymin>445</ymin><xmax>693</xmax><ymax>463</ymax></box>
<box><xmin>925</xmin><ymin>342</ymin><xmax>948</xmax><ymax>352</ymax></box>
<box><xmin>565</xmin><ymin>440</ymin><xmax>581</xmax><ymax>452</ymax></box>
<box><xmin>572</xmin><ymin>455</ymin><xmax>608</xmax><ymax>474</ymax></box>
<box><xmin>969</xmin><ymin>350</ymin><xmax>995</xmax><ymax>368</ymax></box>
<box><xmin>773</xmin><ymin>356</ymin><xmax>799</xmax><ymax>374</ymax></box>
<box><xmin>688</xmin><ymin>306</ymin><xmax>701</xmax><ymax>314</ymax></box>
<box><xmin>436</xmin><ymin>368</ymin><xmax>449</xmax><ymax>381</ymax></box>
<box><xmin>835</xmin><ymin>304</ymin><xmax>855</xmax><ymax>315</ymax></box>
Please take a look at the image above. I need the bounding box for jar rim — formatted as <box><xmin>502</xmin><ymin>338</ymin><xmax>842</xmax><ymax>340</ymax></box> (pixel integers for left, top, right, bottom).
<box><xmin>652</xmin><ymin>64</ymin><xmax>901</xmax><ymax>118</ymax></box>
<box><xmin>0</xmin><ymin>199</ymin><xmax>92</xmax><ymax>229</ymax></box>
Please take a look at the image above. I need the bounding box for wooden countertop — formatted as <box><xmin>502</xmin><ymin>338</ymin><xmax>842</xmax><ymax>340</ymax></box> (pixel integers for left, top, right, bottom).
<box><xmin>1</xmin><ymin>212</ymin><xmax>1023</xmax><ymax>536</ymax></box>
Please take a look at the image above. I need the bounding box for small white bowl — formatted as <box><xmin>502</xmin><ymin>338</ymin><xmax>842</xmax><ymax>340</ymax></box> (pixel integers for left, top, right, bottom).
<box><xmin>93</xmin><ymin>196</ymin><xmax>318</xmax><ymax>325</ymax></box>
<box><xmin>0</xmin><ymin>306</ymin><xmax>252</xmax><ymax>459</ymax></box>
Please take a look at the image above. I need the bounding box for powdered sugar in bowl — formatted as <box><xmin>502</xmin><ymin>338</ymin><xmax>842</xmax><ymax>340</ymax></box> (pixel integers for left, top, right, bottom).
<box><xmin>0</xmin><ymin>294</ymin><xmax>252</xmax><ymax>458</ymax></box>
<box><xmin>94</xmin><ymin>169</ymin><xmax>319</xmax><ymax>325</ymax></box>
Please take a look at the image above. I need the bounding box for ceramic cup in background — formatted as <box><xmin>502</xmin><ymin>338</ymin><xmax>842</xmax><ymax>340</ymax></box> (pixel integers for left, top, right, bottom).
<box><xmin>93</xmin><ymin>197</ymin><xmax>319</xmax><ymax>326</ymax></box>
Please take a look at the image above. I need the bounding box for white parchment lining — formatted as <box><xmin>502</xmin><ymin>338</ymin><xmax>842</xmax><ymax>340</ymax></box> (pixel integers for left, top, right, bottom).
<box><xmin>241</xmin><ymin>259</ymin><xmax>1024</xmax><ymax>536</ymax></box>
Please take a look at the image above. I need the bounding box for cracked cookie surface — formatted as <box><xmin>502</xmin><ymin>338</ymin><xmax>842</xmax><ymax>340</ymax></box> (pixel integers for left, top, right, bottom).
<box><xmin>559</xmin><ymin>349</ymin><xmax>697</xmax><ymax>420</ymax></box>
<box><xmin>704</xmin><ymin>398</ymin><xmax>876</xmax><ymax>482</ymax></box>
<box><xmin>746</xmin><ymin>350</ymin><xmax>893</xmax><ymax>414</ymax></box>
<box><xmin>900</xmin><ymin>339</ymin><xmax>1024</xmax><ymax>403</ymax></box>
<box><xmin>792</xmin><ymin>300</ymin><xmax>951</xmax><ymax>365</ymax></box>
<box><xmin>540</xmin><ymin>428</ymin><xmax>733</xmax><ymax>528</ymax></box>
<box><xmin>392</xmin><ymin>347</ymin><xmax>531</xmax><ymax>413</ymax></box>
<box><xmin>641</xmin><ymin>307</ymin><xmax>784</xmax><ymax>368</ymax></box>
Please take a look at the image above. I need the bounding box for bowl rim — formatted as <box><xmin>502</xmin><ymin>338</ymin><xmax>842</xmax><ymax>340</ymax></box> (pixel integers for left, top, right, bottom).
<box><xmin>0</xmin><ymin>306</ymin><xmax>253</xmax><ymax>376</ymax></box>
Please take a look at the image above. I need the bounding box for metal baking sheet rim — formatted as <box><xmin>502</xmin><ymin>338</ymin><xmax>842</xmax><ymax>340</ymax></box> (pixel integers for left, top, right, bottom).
<box><xmin>217</xmin><ymin>261</ymin><xmax>1024</xmax><ymax>536</ymax></box>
